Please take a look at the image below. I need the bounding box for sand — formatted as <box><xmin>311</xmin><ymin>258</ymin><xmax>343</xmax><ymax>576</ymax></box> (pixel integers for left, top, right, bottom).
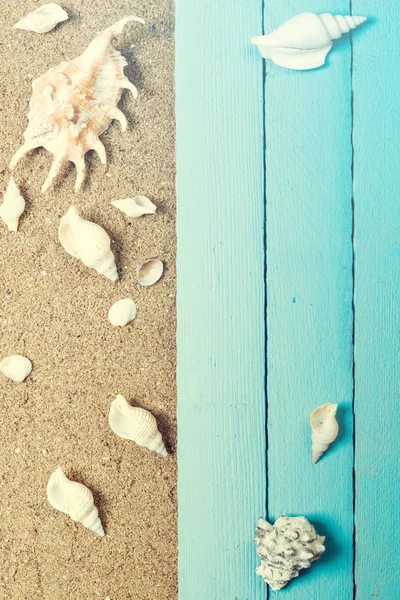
<box><xmin>0</xmin><ymin>2</ymin><xmax>177</xmax><ymax>599</ymax></box>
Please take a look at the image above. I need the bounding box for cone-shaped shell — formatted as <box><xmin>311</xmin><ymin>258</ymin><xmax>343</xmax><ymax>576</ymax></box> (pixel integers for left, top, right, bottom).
<box><xmin>109</xmin><ymin>394</ymin><xmax>167</xmax><ymax>456</ymax></box>
<box><xmin>59</xmin><ymin>206</ymin><xmax>118</xmax><ymax>281</ymax></box>
<box><xmin>111</xmin><ymin>196</ymin><xmax>157</xmax><ymax>218</ymax></box>
<box><xmin>310</xmin><ymin>403</ymin><xmax>339</xmax><ymax>464</ymax></box>
<box><xmin>108</xmin><ymin>298</ymin><xmax>136</xmax><ymax>326</ymax></box>
<box><xmin>14</xmin><ymin>4</ymin><xmax>69</xmax><ymax>34</ymax></box>
<box><xmin>0</xmin><ymin>355</ymin><xmax>32</xmax><ymax>383</ymax></box>
<box><xmin>136</xmin><ymin>258</ymin><xmax>163</xmax><ymax>286</ymax></box>
<box><xmin>0</xmin><ymin>177</ymin><xmax>26</xmax><ymax>232</ymax></box>
<box><xmin>47</xmin><ymin>466</ymin><xmax>104</xmax><ymax>535</ymax></box>
<box><xmin>10</xmin><ymin>16</ymin><xmax>144</xmax><ymax>192</ymax></box>
<box><xmin>251</xmin><ymin>13</ymin><xmax>367</xmax><ymax>70</ymax></box>
<box><xmin>254</xmin><ymin>516</ymin><xmax>325</xmax><ymax>590</ymax></box>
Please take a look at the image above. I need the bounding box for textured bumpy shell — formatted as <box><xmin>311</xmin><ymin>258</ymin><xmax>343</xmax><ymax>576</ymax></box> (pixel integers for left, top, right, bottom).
<box><xmin>111</xmin><ymin>196</ymin><xmax>157</xmax><ymax>218</ymax></box>
<box><xmin>251</xmin><ymin>13</ymin><xmax>367</xmax><ymax>70</ymax></box>
<box><xmin>311</xmin><ymin>402</ymin><xmax>339</xmax><ymax>464</ymax></box>
<box><xmin>47</xmin><ymin>467</ymin><xmax>104</xmax><ymax>535</ymax></box>
<box><xmin>108</xmin><ymin>298</ymin><xmax>137</xmax><ymax>326</ymax></box>
<box><xmin>10</xmin><ymin>16</ymin><xmax>144</xmax><ymax>192</ymax></box>
<box><xmin>0</xmin><ymin>355</ymin><xmax>32</xmax><ymax>383</ymax></box>
<box><xmin>14</xmin><ymin>4</ymin><xmax>69</xmax><ymax>34</ymax></box>
<box><xmin>0</xmin><ymin>177</ymin><xmax>25</xmax><ymax>231</ymax></box>
<box><xmin>254</xmin><ymin>516</ymin><xmax>325</xmax><ymax>590</ymax></box>
<box><xmin>109</xmin><ymin>394</ymin><xmax>167</xmax><ymax>456</ymax></box>
<box><xmin>59</xmin><ymin>206</ymin><xmax>118</xmax><ymax>281</ymax></box>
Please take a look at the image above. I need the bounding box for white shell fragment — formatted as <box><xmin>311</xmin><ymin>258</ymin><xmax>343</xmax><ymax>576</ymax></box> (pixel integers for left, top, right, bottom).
<box><xmin>14</xmin><ymin>4</ymin><xmax>69</xmax><ymax>34</ymax></box>
<box><xmin>0</xmin><ymin>177</ymin><xmax>26</xmax><ymax>232</ymax></box>
<box><xmin>311</xmin><ymin>402</ymin><xmax>339</xmax><ymax>464</ymax></box>
<box><xmin>109</xmin><ymin>394</ymin><xmax>167</xmax><ymax>456</ymax></box>
<box><xmin>111</xmin><ymin>196</ymin><xmax>157</xmax><ymax>219</ymax></box>
<box><xmin>47</xmin><ymin>466</ymin><xmax>104</xmax><ymax>536</ymax></box>
<box><xmin>108</xmin><ymin>298</ymin><xmax>137</xmax><ymax>327</ymax></box>
<box><xmin>251</xmin><ymin>13</ymin><xmax>367</xmax><ymax>70</ymax></box>
<box><xmin>136</xmin><ymin>258</ymin><xmax>163</xmax><ymax>286</ymax></box>
<box><xmin>254</xmin><ymin>516</ymin><xmax>325</xmax><ymax>590</ymax></box>
<box><xmin>59</xmin><ymin>206</ymin><xmax>118</xmax><ymax>281</ymax></box>
<box><xmin>0</xmin><ymin>355</ymin><xmax>32</xmax><ymax>383</ymax></box>
<box><xmin>10</xmin><ymin>16</ymin><xmax>144</xmax><ymax>192</ymax></box>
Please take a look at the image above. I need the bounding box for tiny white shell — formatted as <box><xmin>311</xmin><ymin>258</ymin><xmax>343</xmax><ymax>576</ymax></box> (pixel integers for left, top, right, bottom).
<box><xmin>310</xmin><ymin>403</ymin><xmax>339</xmax><ymax>464</ymax></box>
<box><xmin>47</xmin><ymin>466</ymin><xmax>104</xmax><ymax>535</ymax></box>
<box><xmin>0</xmin><ymin>177</ymin><xmax>26</xmax><ymax>232</ymax></box>
<box><xmin>109</xmin><ymin>394</ymin><xmax>167</xmax><ymax>456</ymax></box>
<box><xmin>111</xmin><ymin>196</ymin><xmax>157</xmax><ymax>218</ymax></box>
<box><xmin>137</xmin><ymin>258</ymin><xmax>163</xmax><ymax>286</ymax></box>
<box><xmin>108</xmin><ymin>298</ymin><xmax>137</xmax><ymax>327</ymax></box>
<box><xmin>0</xmin><ymin>355</ymin><xmax>32</xmax><ymax>383</ymax></box>
<box><xmin>14</xmin><ymin>3</ymin><xmax>69</xmax><ymax>34</ymax></box>
<box><xmin>251</xmin><ymin>13</ymin><xmax>367</xmax><ymax>70</ymax></box>
<box><xmin>59</xmin><ymin>206</ymin><xmax>118</xmax><ymax>281</ymax></box>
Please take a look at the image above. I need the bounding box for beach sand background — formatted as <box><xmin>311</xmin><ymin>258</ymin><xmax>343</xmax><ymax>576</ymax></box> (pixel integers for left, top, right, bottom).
<box><xmin>0</xmin><ymin>2</ymin><xmax>177</xmax><ymax>599</ymax></box>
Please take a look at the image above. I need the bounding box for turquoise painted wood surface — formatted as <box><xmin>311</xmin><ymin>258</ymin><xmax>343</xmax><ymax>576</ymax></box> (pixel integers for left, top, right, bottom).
<box><xmin>176</xmin><ymin>0</ymin><xmax>266</xmax><ymax>598</ymax></box>
<box><xmin>352</xmin><ymin>3</ymin><xmax>400</xmax><ymax>598</ymax></box>
<box><xmin>176</xmin><ymin>1</ymin><xmax>400</xmax><ymax>598</ymax></box>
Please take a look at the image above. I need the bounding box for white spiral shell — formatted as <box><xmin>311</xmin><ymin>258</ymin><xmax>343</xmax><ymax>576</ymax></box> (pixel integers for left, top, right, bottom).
<box><xmin>109</xmin><ymin>394</ymin><xmax>167</xmax><ymax>456</ymax></box>
<box><xmin>251</xmin><ymin>13</ymin><xmax>367</xmax><ymax>70</ymax></box>
<box><xmin>111</xmin><ymin>196</ymin><xmax>157</xmax><ymax>219</ymax></box>
<box><xmin>14</xmin><ymin>4</ymin><xmax>69</xmax><ymax>34</ymax></box>
<box><xmin>47</xmin><ymin>466</ymin><xmax>104</xmax><ymax>536</ymax></box>
<box><xmin>254</xmin><ymin>516</ymin><xmax>325</xmax><ymax>590</ymax></box>
<box><xmin>59</xmin><ymin>206</ymin><xmax>118</xmax><ymax>281</ymax></box>
<box><xmin>0</xmin><ymin>177</ymin><xmax>26</xmax><ymax>232</ymax></box>
<box><xmin>310</xmin><ymin>403</ymin><xmax>339</xmax><ymax>464</ymax></box>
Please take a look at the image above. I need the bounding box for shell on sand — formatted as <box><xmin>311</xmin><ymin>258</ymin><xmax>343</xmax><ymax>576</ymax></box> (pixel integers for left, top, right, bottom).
<box><xmin>10</xmin><ymin>16</ymin><xmax>144</xmax><ymax>192</ymax></box>
<box><xmin>136</xmin><ymin>258</ymin><xmax>163</xmax><ymax>286</ymax></box>
<box><xmin>0</xmin><ymin>355</ymin><xmax>32</xmax><ymax>383</ymax></box>
<box><xmin>47</xmin><ymin>466</ymin><xmax>104</xmax><ymax>535</ymax></box>
<box><xmin>111</xmin><ymin>196</ymin><xmax>157</xmax><ymax>218</ymax></box>
<box><xmin>0</xmin><ymin>177</ymin><xmax>25</xmax><ymax>231</ymax></box>
<box><xmin>14</xmin><ymin>4</ymin><xmax>69</xmax><ymax>34</ymax></box>
<box><xmin>109</xmin><ymin>394</ymin><xmax>167</xmax><ymax>456</ymax></box>
<box><xmin>59</xmin><ymin>206</ymin><xmax>118</xmax><ymax>281</ymax></box>
<box><xmin>108</xmin><ymin>298</ymin><xmax>137</xmax><ymax>326</ymax></box>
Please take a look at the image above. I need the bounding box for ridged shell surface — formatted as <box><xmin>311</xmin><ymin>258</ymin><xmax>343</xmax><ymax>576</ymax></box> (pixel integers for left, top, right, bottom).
<box><xmin>0</xmin><ymin>355</ymin><xmax>32</xmax><ymax>383</ymax></box>
<box><xmin>136</xmin><ymin>258</ymin><xmax>163</xmax><ymax>286</ymax></box>
<box><xmin>14</xmin><ymin>4</ymin><xmax>69</xmax><ymax>34</ymax></box>
<box><xmin>111</xmin><ymin>196</ymin><xmax>157</xmax><ymax>218</ymax></box>
<box><xmin>59</xmin><ymin>206</ymin><xmax>118</xmax><ymax>281</ymax></box>
<box><xmin>109</xmin><ymin>394</ymin><xmax>167</xmax><ymax>456</ymax></box>
<box><xmin>47</xmin><ymin>466</ymin><xmax>104</xmax><ymax>535</ymax></box>
<box><xmin>10</xmin><ymin>16</ymin><xmax>144</xmax><ymax>192</ymax></box>
<box><xmin>251</xmin><ymin>13</ymin><xmax>367</xmax><ymax>70</ymax></box>
<box><xmin>254</xmin><ymin>516</ymin><xmax>325</xmax><ymax>590</ymax></box>
<box><xmin>310</xmin><ymin>402</ymin><xmax>339</xmax><ymax>463</ymax></box>
<box><xmin>0</xmin><ymin>177</ymin><xmax>26</xmax><ymax>232</ymax></box>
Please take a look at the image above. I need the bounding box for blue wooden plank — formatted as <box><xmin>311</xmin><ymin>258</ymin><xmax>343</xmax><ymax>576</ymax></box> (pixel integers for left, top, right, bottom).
<box><xmin>175</xmin><ymin>0</ymin><xmax>266</xmax><ymax>598</ymax></box>
<box><xmin>352</xmin><ymin>4</ymin><xmax>400</xmax><ymax>598</ymax></box>
<box><xmin>263</xmin><ymin>2</ymin><xmax>354</xmax><ymax>598</ymax></box>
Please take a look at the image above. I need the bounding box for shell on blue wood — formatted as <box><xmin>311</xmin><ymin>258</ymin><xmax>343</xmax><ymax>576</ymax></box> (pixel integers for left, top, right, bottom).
<box><xmin>254</xmin><ymin>516</ymin><xmax>325</xmax><ymax>590</ymax></box>
<box><xmin>251</xmin><ymin>13</ymin><xmax>367</xmax><ymax>70</ymax></box>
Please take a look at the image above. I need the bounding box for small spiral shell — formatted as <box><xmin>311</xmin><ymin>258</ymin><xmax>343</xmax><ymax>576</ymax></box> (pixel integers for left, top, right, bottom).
<box><xmin>310</xmin><ymin>403</ymin><xmax>339</xmax><ymax>464</ymax></box>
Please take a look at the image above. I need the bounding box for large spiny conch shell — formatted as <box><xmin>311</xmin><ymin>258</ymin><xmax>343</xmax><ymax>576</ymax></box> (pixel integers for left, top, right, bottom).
<box><xmin>14</xmin><ymin>4</ymin><xmax>69</xmax><ymax>34</ymax></box>
<box><xmin>0</xmin><ymin>177</ymin><xmax>26</xmax><ymax>232</ymax></box>
<box><xmin>254</xmin><ymin>516</ymin><xmax>325</xmax><ymax>590</ymax></box>
<box><xmin>109</xmin><ymin>394</ymin><xmax>167</xmax><ymax>456</ymax></box>
<box><xmin>111</xmin><ymin>196</ymin><xmax>157</xmax><ymax>218</ymax></box>
<box><xmin>311</xmin><ymin>402</ymin><xmax>339</xmax><ymax>464</ymax></box>
<box><xmin>47</xmin><ymin>466</ymin><xmax>104</xmax><ymax>536</ymax></box>
<box><xmin>59</xmin><ymin>206</ymin><xmax>118</xmax><ymax>281</ymax></box>
<box><xmin>251</xmin><ymin>13</ymin><xmax>367</xmax><ymax>70</ymax></box>
<box><xmin>10</xmin><ymin>16</ymin><xmax>144</xmax><ymax>193</ymax></box>
<box><xmin>0</xmin><ymin>355</ymin><xmax>32</xmax><ymax>383</ymax></box>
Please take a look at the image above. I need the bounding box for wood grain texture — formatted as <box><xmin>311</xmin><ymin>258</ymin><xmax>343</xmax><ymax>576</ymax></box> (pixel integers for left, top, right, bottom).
<box><xmin>264</xmin><ymin>2</ymin><xmax>354</xmax><ymax>598</ymax></box>
<box><xmin>175</xmin><ymin>0</ymin><xmax>266</xmax><ymax>598</ymax></box>
<box><xmin>352</xmin><ymin>5</ymin><xmax>400</xmax><ymax>598</ymax></box>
